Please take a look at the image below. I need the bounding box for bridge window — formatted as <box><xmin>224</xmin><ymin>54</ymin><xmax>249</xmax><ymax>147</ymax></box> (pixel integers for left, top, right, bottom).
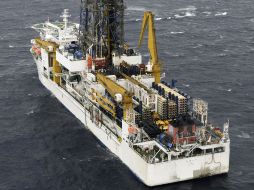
<box><xmin>214</xmin><ymin>147</ymin><xmax>225</xmax><ymax>153</ymax></box>
<box><xmin>206</xmin><ymin>149</ymin><xmax>213</xmax><ymax>154</ymax></box>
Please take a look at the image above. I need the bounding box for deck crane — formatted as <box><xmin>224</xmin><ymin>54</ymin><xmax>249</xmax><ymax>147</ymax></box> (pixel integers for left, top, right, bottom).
<box><xmin>96</xmin><ymin>73</ymin><xmax>133</xmax><ymax>122</ymax></box>
<box><xmin>138</xmin><ymin>11</ymin><xmax>161</xmax><ymax>84</ymax></box>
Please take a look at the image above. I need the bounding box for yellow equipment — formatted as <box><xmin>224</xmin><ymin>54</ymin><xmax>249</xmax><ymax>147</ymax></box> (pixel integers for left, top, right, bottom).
<box><xmin>91</xmin><ymin>88</ymin><xmax>116</xmax><ymax>118</ymax></box>
<box><xmin>152</xmin><ymin>113</ymin><xmax>169</xmax><ymax>131</ymax></box>
<box><xmin>138</xmin><ymin>11</ymin><xmax>161</xmax><ymax>84</ymax></box>
<box><xmin>96</xmin><ymin>73</ymin><xmax>133</xmax><ymax>121</ymax></box>
<box><xmin>35</xmin><ymin>37</ymin><xmax>61</xmax><ymax>85</ymax></box>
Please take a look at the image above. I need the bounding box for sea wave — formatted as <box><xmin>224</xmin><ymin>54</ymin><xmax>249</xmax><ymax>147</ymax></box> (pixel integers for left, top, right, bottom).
<box><xmin>155</xmin><ymin>17</ymin><xmax>162</xmax><ymax>21</ymax></box>
<box><xmin>237</xmin><ymin>131</ymin><xmax>251</xmax><ymax>139</ymax></box>
<box><xmin>202</xmin><ymin>11</ymin><xmax>212</xmax><ymax>16</ymax></box>
<box><xmin>215</xmin><ymin>12</ymin><xmax>228</xmax><ymax>16</ymax></box>
<box><xmin>8</xmin><ymin>44</ymin><xmax>31</xmax><ymax>49</ymax></box>
<box><xmin>174</xmin><ymin>5</ymin><xmax>197</xmax><ymax>19</ymax></box>
<box><xmin>174</xmin><ymin>12</ymin><xmax>196</xmax><ymax>19</ymax></box>
<box><xmin>26</xmin><ymin>110</ymin><xmax>34</xmax><ymax>116</ymax></box>
<box><xmin>177</xmin><ymin>5</ymin><xmax>197</xmax><ymax>12</ymax></box>
<box><xmin>183</xmin><ymin>84</ymin><xmax>190</xmax><ymax>88</ymax></box>
<box><xmin>127</xmin><ymin>6</ymin><xmax>146</xmax><ymax>12</ymax></box>
<box><xmin>129</xmin><ymin>12</ymin><xmax>195</xmax><ymax>23</ymax></box>
<box><xmin>193</xmin><ymin>44</ymin><xmax>203</xmax><ymax>48</ymax></box>
<box><xmin>133</xmin><ymin>17</ymin><xmax>169</xmax><ymax>22</ymax></box>
<box><xmin>170</xmin><ymin>53</ymin><xmax>185</xmax><ymax>58</ymax></box>
<box><xmin>170</xmin><ymin>31</ymin><xmax>185</xmax><ymax>34</ymax></box>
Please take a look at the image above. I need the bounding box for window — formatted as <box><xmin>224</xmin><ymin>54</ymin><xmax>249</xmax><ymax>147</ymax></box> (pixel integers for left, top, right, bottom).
<box><xmin>48</xmin><ymin>55</ymin><xmax>53</xmax><ymax>67</ymax></box>
<box><xmin>214</xmin><ymin>147</ymin><xmax>225</xmax><ymax>153</ymax></box>
<box><xmin>206</xmin><ymin>149</ymin><xmax>213</xmax><ymax>154</ymax></box>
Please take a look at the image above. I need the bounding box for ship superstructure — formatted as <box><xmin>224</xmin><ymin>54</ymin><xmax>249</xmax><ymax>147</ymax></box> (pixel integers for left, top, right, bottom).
<box><xmin>30</xmin><ymin>2</ymin><xmax>230</xmax><ymax>186</ymax></box>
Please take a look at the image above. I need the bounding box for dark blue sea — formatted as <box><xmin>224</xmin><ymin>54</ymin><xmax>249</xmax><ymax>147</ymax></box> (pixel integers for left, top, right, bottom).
<box><xmin>0</xmin><ymin>0</ymin><xmax>254</xmax><ymax>189</ymax></box>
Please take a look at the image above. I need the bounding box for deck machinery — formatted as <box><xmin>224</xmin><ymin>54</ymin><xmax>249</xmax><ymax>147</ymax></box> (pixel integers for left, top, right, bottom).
<box><xmin>30</xmin><ymin>2</ymin><xmax>230</xmax><ymax>186</ymax></box>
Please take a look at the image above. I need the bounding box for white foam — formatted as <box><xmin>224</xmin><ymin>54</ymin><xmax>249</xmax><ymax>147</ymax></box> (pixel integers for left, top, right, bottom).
<box><xmin>155</xmin><ymin>17</ymin><xmax>162</xmax><ymax>21</ymax></box>
<box><xmin>219</xmin><ymin>35</ymin><xmax>224</xmax><ymax>40</ymax></box>
<box><xmin>183</xmin><ymin>84</ymin><xmax>190</xmax><ymax>87</ymax></box>
<box><xmin>177</xmin><ymin>6</ymin><xmax>197</xmax><ymax>12</ymax></box>
<box><xmin>127</xmin><ymin>6</ymin><xmax>145</xmax><ymax>12</ymax></box>
<box><xmin>203</xmin><ymin>11</ymin><xmax>212</xmax><ymax>16</ymax></box>
<box><xmin>237</xmin><ymin>132</ymin><xmax>251</xmax><ymax>139</ymax></box>
<box><xmin>174</xmin><ymin>12</ymin><xmax>196</xmax><ymax>19</ymax></box>
<box><xmin>174</xmin><ymin>5</ymin><xmax>197</xmax><ymax>19</ymax></box>
<box><xmin>9</xmin><ymin>45</ymin><xmax>14</xmax><ymax>48</ymax></box>
<box><xmin>185</xmin><ymin>12</ymin><xmax>196</xmax><ymax>17</ymax></box>
<box><xmin>174</xmin><ymin>14</ymin><xmax>184</xmax><ymax>19</ymax></box>
<box><xmin>193</xmin><ymin>44</ymin><xmax>203</xmax><ymax>48</ymax></box>
<box><xmin>171</xmin><ymin>54</ymin><xmax>183</xmax><ymax>57</ymax></box>
<box><xmin>219</xmin><ymin>53</ymin><xmax>227</xmax><ymax>57</ymax></box>
<box><xmin>26</xmin><ymin>110</ymin><xmax>34</xmax><ymax>115</ymax></box>
<box><xmin>170</xmin><ymin>31</ymin><xmax>184</xmax><ymax>34</ymax></box>
<box><xmin>215</xmin><ymin>12</ymin><xmax>228</xmax><ymax>16</ymax></box>
<box><xmin>135</xmin><ymin>18</ymin><xmax>141</xmax><ymax>22</ymax></box>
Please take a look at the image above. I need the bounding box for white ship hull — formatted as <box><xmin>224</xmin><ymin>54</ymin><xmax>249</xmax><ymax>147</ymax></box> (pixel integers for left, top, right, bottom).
<box><xmin>34</xmin><ymin>58</ymin><xmax>230</xmax><ymax>186</ymax></box>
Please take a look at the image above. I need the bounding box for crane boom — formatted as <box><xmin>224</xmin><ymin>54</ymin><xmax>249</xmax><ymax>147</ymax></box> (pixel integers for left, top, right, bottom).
<box><xmin>96</xmin><ymin>73</ymin><xmax>133</xmax><ymax>122</ymax></box>
<box><xmin>138</xmin><ymin>11</ymin><xmax>161</xmax><ymax>84</ymax></box>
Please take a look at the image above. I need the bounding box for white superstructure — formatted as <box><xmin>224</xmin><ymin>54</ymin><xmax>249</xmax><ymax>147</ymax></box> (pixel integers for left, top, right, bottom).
<box><xmin>30</xmin><ymin>10</ymin><xmax>230</xmax><ymax>186</ymax></box>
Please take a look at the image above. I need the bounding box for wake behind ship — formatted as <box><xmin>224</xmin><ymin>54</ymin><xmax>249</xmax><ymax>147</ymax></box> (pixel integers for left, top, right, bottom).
<box><xmin>30</xmin><ymin>1</ymin><xmax>230</xmax><ymax>186</ymax></box>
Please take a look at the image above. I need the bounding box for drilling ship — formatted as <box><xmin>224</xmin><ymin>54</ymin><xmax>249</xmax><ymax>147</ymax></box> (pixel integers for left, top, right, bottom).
<box><xmin>30</xmin><ymin>1</ymin><xmax>230</xmax><ymax>186</ymax></box>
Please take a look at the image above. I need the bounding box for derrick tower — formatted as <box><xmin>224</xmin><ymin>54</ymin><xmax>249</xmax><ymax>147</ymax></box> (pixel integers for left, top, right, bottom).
<box><xmin>79</xmin><ymin>0</ymin><xmax>124</xmax><ymax>60</ymax></box>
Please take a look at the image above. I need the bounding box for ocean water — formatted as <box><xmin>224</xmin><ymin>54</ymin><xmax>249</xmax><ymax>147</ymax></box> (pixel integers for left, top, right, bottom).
<box><xmin>0</xmin><ymin>0</ymin><xmax>254</xmax><ymax>189</ymax></box>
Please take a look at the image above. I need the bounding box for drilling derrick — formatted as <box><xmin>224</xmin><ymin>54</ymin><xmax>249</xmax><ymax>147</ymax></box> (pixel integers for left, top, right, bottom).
<box><xmin>80</xmin><ymin>0</ymin><xmax>124</xmax><ymax>61</ymax></box>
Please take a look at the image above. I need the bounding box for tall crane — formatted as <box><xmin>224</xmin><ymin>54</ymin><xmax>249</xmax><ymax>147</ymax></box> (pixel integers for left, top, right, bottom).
<box><xmin>138</xmin><ymin>11</ymin><xmax>161</xmax><ymax>84</ymax></box>
<box><xmin>96</xmin><ymin>73</ymin><xmax>133</xmax><ymax>122</ymax></box>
